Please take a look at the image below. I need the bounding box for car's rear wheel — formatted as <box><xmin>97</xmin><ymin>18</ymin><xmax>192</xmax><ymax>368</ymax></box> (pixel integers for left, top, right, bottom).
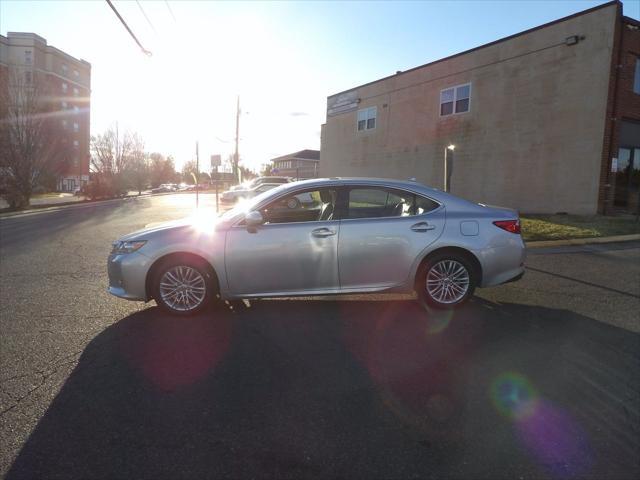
<box><xmin>153</xmin><ymin>257</ymin><xmax>215</xmax><ymax>316</ymax></box>
<box><xmin>417</xmin><ymin>253</ymin><xmax>477</xmax><ymax>309</ymax></box>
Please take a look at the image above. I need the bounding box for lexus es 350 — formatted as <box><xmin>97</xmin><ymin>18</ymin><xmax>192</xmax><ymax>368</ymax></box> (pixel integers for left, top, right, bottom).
<box><xmin>108</xmin><ymin>178</ymin><xmax>525</xmax><ymax>315</ymax></box>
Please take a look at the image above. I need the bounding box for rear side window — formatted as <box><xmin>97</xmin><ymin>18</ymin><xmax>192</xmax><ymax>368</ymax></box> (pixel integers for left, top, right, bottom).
<box><xmin>346</xmin><ymin>187</ymin><xmax>439</xmax><ymax>219</ymax></box>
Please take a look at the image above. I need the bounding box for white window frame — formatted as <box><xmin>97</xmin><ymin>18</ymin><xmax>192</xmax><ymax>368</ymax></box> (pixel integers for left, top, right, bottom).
<box><xmin>439</xmin><ymin>83</ymin><xmax>472</xmax><ymax>117</ymax></box>
<box><xmin>357</xmin><ymin>106</ymin><xmax>377</xmax><ymax>132</ymax></box>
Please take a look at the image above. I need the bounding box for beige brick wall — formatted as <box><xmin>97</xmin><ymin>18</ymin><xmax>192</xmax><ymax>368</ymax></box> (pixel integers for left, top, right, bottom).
<box><xmin>320</xmin><ymin>4</ymin><xmax>618</xmax><ymax>214</ymax></box>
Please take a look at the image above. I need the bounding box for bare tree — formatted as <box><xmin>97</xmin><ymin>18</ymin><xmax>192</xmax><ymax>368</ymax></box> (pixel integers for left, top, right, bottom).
<box><xmin>0</xmin><ymin>69</ymin><xmax>69</xmax><ymax>209</ymax></box>
<box><xmin>127</xmin><ymin>133</ymin><xmax>148</xmax><ymax>195</ymax></box>
<box><xmin>90</xmin><ymin>124</ymin><xmax>134</xmax><ymax>175</ymax></box>
<box><xmin>90</xmin><ymin>124</ymin><xmax>137</xmax><ymax>197</ymax></box>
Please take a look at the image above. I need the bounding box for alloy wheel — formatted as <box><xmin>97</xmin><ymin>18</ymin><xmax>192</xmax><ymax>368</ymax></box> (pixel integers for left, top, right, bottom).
<box><xmin>159</xmin><ymin>266</ymin><xmax>207</xmax><ymax>312</ymax></box>
<box><xmin>426</xmin><ymin>259</ymin><xmax>470</xmax><ymax>304</ymax></box>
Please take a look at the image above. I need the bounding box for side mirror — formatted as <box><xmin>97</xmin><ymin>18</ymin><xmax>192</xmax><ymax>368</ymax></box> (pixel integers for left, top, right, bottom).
<box><xmin>245</xmin><ymin>210</ymin><xmax>264</xmax><ymax>228</ymax></box>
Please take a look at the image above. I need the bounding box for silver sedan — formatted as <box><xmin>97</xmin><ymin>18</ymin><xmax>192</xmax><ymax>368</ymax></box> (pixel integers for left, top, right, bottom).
<box><xmin>108</xmin><ymin>178</ymin><xmax>526</xmax><ymax>315</ymax></box>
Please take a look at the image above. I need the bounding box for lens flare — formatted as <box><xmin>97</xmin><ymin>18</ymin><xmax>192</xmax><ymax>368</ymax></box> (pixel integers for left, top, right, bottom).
<box><xmin>491</xmin><ymin>372</ymin><xmax>539</xmax><ymax>420</ymax></box>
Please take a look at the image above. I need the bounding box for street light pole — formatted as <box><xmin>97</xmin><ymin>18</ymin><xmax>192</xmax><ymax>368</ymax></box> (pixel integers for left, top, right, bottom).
<box><xmin>196</xmin><ymin>140</ymin><xmax>199</xmax><ymax>209</ymax></box>
<box><xmin>444</xmin><ymin>144</ymin><xmax>455</xmax><ymax>192</ymax></box>
<box><xmin>234</xmin><ymin>96</ymin><xmax>240</xmax><ymax>184</ymax></box>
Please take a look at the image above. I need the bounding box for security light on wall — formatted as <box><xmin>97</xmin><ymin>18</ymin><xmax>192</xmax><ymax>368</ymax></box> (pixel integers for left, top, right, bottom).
<box><xmin>447</xmin><ymin>144</ymin><xmax>456</xmax><ymax>151</ymax></box>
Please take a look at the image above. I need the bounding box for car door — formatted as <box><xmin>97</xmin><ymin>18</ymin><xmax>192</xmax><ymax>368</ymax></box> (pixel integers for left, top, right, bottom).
<box><xmin>337</xmin><ymin>185</ymin><xmax>445</xmax><ymax>290</ymax></box>
<box><xmin>225</xmin><ymin>187</ymin><xmax>340</xmax><ymax>296</ymax></box>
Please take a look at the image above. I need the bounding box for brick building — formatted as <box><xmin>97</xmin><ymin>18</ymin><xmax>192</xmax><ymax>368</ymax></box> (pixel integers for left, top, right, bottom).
<box><xmin>320</xmin><ymin>1</ymin><xmax>640</xmax><ymax>214</ymax></box>
<box><xmin>0</xmin><ymin>32</ymin><xmax>91</xmax><ymax>192</ymax></box>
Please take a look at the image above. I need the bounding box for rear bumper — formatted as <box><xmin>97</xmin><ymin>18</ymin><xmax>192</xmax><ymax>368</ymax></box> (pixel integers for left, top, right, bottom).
<box><xmin>504</xmin><ymin>270</ymin><xmax>525</xmax><ymax>284</ymax></box>
<box><xmin>475</xmin><ymin>237</ymin><xmax>527</xmax><ymax>287</ymax></box>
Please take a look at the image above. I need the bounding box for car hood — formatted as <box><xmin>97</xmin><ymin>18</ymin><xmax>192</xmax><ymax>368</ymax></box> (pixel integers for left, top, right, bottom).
<box><xmin>117</xmin><ymin>217</ymin><xmax>223</xmax><ymax>242</ymax></box>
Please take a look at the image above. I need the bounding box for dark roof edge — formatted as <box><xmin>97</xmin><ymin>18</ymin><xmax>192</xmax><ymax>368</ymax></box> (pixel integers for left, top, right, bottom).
<box><xmin>271</xmin><ymin>149</ymin><xmax>320</xmax><ymax>162</ymax></box>
<box><xmin>328</xmin><ymin>0</ymin><xmax>620</xmax><ymax>99</ymax></box>
<box><xmin>622</xmin><ymin>15</ymin><xmax>640</xmax><ymax>27</ymax></box>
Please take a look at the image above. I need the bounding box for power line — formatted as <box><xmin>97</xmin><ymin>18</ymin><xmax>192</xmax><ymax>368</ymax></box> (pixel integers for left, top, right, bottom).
<box><xmin>105</xmin><ymin>0</ymin><xmax>152</xmax><ymax>56</ymax></box>
<box><xmin>164</xmin><ymin>0</ymin><xmax>177</xmax><ymax>22</ymax></box>
<box><xmin>135</xmin><ymin>0</ymin><xmax>157</xmax><ymax>35</ymax></box>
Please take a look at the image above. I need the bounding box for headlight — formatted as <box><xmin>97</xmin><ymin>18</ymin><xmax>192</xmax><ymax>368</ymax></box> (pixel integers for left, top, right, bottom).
<box><xmin>111</xmin><ymin>240</ymin><xmax>147</xmax><ymax>254</ymax></box>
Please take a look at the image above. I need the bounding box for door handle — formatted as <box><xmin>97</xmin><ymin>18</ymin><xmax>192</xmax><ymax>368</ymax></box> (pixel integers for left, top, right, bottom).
<box><xmin>311</xmin><ymin>227</ymin><xmax>336</xmax><ymax>238</ymax></box>
<box><xmin>411</xmin><ymin>222</ymin><xmax>435</xmax><ymax>232</ymax></box>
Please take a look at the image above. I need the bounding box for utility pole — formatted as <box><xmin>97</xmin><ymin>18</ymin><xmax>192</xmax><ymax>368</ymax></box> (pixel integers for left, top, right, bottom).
<box><xmin>196</xmin><ymin>140</ymin><xmax>200</xmax><ymax>208</ymax></box>
<box><xmin>234</xmin><ymin>95</ymin><xmax>240</xmax><ymax>184</ymax></box>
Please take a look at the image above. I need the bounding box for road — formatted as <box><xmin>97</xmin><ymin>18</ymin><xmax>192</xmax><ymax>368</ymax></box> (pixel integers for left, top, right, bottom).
<box><xmin>1</xmin><ymin>193</ymin><xmax>639</xmax><ymax>479</ymax></box>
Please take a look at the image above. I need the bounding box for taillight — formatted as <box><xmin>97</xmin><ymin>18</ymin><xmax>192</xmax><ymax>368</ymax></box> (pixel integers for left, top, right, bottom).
<box><xmin>493</xmin><ymin>219</ymin><xmax>521</xmax><ymax>234</ymax></box>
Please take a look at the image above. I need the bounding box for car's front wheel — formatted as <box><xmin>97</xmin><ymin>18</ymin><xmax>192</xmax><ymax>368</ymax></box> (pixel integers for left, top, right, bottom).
<box><xmin>417</xmin><ymin>253</ymin><xmax>477</xmax><ymax>309</ymax></box>
<box><xmin>153</xmin><ymin>257</ymin><xmax>215</xmax><ymax>316</ymax></box>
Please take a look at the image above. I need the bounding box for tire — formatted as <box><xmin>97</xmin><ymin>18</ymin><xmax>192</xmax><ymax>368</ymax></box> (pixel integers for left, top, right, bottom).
<box><xmin>152</xmin><ymin>256</ymin><xmax>216</xmax><ymax>316</ymax></box>
<box><xmin>417</xmin><ymin>252</ymin><xmax>477</xmax><ymax>309</ymax></box>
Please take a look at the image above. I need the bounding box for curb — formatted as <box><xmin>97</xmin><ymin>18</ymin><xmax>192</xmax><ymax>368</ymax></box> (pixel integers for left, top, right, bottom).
<box><xmin>526</xmin><ymin>234</ymin><xmax>640</xmax><ymax>248</ymax></box>
<box><xmin>0</xmin><ymin>195</ymin><xmax>148</xmax><ymax>219</ymax></box>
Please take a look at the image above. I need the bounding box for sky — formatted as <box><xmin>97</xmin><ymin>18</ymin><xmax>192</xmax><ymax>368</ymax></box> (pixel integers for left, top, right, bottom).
<box><xmin>1</xmin><ymin>0</ymin><xmax>639</xmax><ymax>172</ymax></box>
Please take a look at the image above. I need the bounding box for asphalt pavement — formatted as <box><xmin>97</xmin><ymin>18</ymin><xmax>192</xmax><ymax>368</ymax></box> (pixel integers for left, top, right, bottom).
<box><xmin>1</xmin><ymin>194</ymin><xmax>638</xmax><ymax>479</ymax></box>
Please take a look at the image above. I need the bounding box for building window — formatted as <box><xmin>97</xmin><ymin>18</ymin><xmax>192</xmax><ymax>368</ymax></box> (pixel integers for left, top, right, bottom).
<box><xmin>73</xmin><ymin>105</ymin><xmax>79</xmax><ymax>114</ymax></box>
<box><xmin>62</xmin><ymin>120</ymin><xmax>67</xmax><ymax>129</ymax></box>
<box><xmin>634</xmin><ymin>58</ymin><xmax>640</xmax><ymax>95</ymax></box>
<box><xmin>357</xmin><ymin>106</ymin><xmax>377</xmax><ymax>131</ymax></box>
<box><xmin>24</xmin><ymin>50</ymin><xmax>32</xmax><ymax>65</ymax></box>
<box><xmin>62</xmin><ymin>82</ymin><xmax>68</xmax><ymax>93</ymax></box>
<box><xmin>440</xmin><ymin>83</ymin><xmax>471</xmax><ymax>116</ymax></box>
<box><xmin>73</xmin><ymin>87</ymin><xmax>79</xmax><ymax>97</ymax></box>
<box><xmin>62</xmin><ymin>64</ymin><xmax>68</xmax><ymax>75</ymax></box>
<box><xmin>73</xmin><ymin>140</ymin><xmax>79</xmax><ymax>148</ymax></box>
<box><xmin>73</xmin><ymin>69</ymin><xmax>79</xmax><ymax>78</ymax></box>
<box><xmin>73</xmin><ymin>122</ymin><xmax>79</xmax><ymax>132</ymax></box>
<box><xmin>61</xmin><ymin>101</ymin><xmax>68</xmax><ymax>109</ymax></box>
<box><xmin>24</xmin><ymin>71</ymin><xmax>32</xmax><ymax>84</ymax></box>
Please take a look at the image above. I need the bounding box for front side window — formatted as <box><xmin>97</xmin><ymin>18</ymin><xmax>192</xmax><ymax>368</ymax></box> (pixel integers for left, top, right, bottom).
<box><xmin>24</xmin><ymin>50</ymin><xmax>32</xmax><ymax>65</ymax></box>
<box><xmin>261</xmin><ymin>189</ymin><xmax>337</xmax><ymax>224</ymax></box>
<box><xmin>62</xmin><ymin>64</ymin><xmax>68</xmax><ymax>74</ymax></box>
<box><xmin>73</xmin><ymin>88</ymin><xmax>79</xmax><ymax>97</ymax></box>
<box><xmin>62</xmin><ymin>82</ymin><xmax>68</xmax><ymax>93</ymax></box>
<box><xmin>440</xmin><ymin>83</ymin><xmax>471</xmax><ymax>116</ymax></box>
<box><xmin>24</xmin><ymin>71</ymin><xmax>32</xmax><ymax>84</ymax></box>
<box><xmin>346</xmin><ymin>187</ymin><xmax>439</xmax><ymax>219</ymax></box>
<box><xmin>73</xmin><ymin>122</ymin><xmax>79</xmax><ymax>132</ymax></box>
<box><xmin>634</xmin><ymin>58</ymin><xmax>640</xmax><ymax>95</ymax></box>
<box><xmin>357</xmin><ymin>106</ymin><xmax>377</xmax><ymax>131</ymax></box>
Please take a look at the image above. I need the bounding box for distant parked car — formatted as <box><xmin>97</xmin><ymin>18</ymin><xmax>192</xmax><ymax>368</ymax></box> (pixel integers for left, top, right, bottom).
<box><xmin>151</xmin><ymin>184</ymin><xmax>178</xmax><ymax>193</ymax></box>
<box><xmin>108</xmin><ymin>177</ymin><xmax>526</xmax><ymax>315</ymax></box>
<box><xmin>230</xmin><ymin>176</ymin><xmax>291</xmax><ymax>192</ymax></box>
<box><xmin>221</xmin><ymin>183</ymin><xmax>281</xmax><ymax>203</ymax></box>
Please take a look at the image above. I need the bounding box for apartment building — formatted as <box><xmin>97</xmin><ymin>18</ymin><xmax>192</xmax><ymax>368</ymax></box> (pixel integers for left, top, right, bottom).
<box><xmin>320</xmin><ymin>1</ymin><xmax>640</xmax><ymax>214</ymax></box>
<box><xmin>0</xmin><ymin>32</ymin><xmax>91</xmax><ymax>192</ymax></box>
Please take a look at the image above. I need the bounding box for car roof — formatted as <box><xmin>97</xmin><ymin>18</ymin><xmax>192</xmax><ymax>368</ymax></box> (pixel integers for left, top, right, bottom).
<box><xmin>277</xmin><ymin>177</ymin><xmax>479</xmax><ymax>208</ymax></box>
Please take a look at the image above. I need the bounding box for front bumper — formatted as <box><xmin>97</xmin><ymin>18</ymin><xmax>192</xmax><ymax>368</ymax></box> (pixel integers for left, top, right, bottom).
<box><xmin>107</xmin><ymin>251</ymin><xmax>151</xmax><ymax>301</ymax></box>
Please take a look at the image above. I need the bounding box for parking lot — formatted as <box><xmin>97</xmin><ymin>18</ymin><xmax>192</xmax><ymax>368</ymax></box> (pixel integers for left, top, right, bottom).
<box><xmin>1</xmin><ymin>193</ymin><xmax>639</xmax><ymax>479</ymax></box>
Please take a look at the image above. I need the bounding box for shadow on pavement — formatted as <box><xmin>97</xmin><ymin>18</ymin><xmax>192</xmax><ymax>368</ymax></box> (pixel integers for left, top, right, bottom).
<box><xmin>6</xmin><ymin>299</ymin><xmax>640</xmax><ymax>479</ymax></box>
